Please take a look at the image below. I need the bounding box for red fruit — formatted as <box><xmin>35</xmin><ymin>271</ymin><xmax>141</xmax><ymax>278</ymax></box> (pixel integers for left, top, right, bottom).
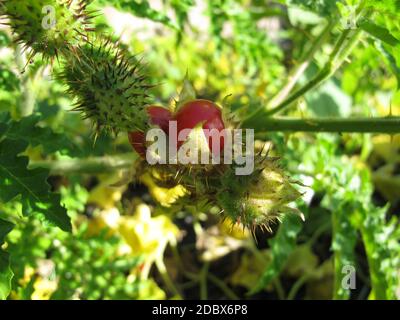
<box><xmin>147</xmin><ymin>106</ymin><xmax>172</xmax><ymax>133</ymax></box>
<box><xmin>129</xmin><ymin>106</ymin><xmax>172</xmax><ymax>157</ymax></box>
<box><xmin>173</xmin><ymin>99</ymin><xmax>225</xmax><ymax>153</ymax></box>
<box><xmin>128</xmin><ymin>131</ymin><xmax>146</xmax><ymax>158</ymax></box>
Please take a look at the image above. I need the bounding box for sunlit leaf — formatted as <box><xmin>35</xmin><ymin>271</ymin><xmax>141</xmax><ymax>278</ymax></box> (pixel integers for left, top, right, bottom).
<box><xmin>0</xmin><ymin>139</ymin><xmax>71</xmax><ymax>231</ymax></box>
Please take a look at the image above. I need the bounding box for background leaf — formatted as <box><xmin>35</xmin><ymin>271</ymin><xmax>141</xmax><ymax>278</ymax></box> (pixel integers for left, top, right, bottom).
<box><xmin>0</xmin><ymin>218</ymin><xmax>14</xmax><ymax>300</ymax></box>
<box><xmin>360</xmin><ymin>20</ymin><xmax>399</xmax><ymax>47</ymax></box>
<box><xmin>0</xmin><ymin>113</ymin><xmax>79</xmax><ymax>156</ymax></box>
<box><xmin>250</xmin><ymin>214</ymin><xmax>304</xmax><ymax>294</ymax></box>
<box><xmin>0</xmin><ymin>139</ymin><xmax>71</xmax><ymax>232</ymax></box>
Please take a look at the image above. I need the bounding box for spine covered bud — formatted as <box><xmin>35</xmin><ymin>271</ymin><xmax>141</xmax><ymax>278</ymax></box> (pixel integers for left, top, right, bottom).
<box><xmin>59</xmin><ymin>37</ymin><xmax>151</xmax><ymax>134</ymax></box>
<box><xmin>217</xmin><ymin>154</ymin><xmax>304</xmax><ymax>232</ymax></box>
<box><xmin>1</xmin><ymin>0</ymin><xmax>94</xmax><ymax>60</ymax></box>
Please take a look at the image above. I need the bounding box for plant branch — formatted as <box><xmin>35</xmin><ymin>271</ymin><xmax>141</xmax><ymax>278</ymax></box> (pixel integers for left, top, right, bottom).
<box><xmin>268</xmin><ymin>20</ymin><xmax>336</xmax><ymax>110</ymax></box>
<box><xmin>207</xmin><ymin>273</ymin><xmax>240</xmax><ymax>300</ymax></box>
<box><xmin>245</xmin><ymin>28</ymin><xmax>362</xmax><ymax>125</ymax></box>
<box><xmin>200</xmin><ymin>262</ymin><xmax>210</xmax><ymax>300</ymax></box>
<box><xmin>29</xmin><ymin>115</ymin><xmax>400</xmax><ymax>176</ymax></box>
<box><xmin>254</xmin><ymin>117</ymin><xmax>400</xmax><ymax>134</ymax></box>
<box><xmin>29</xmin><ymin>153</ymin><xmax>137</xmax><ymax>175</ymax></box>
<box><xmin>242</xmin><ymin>8</ymin><xmax>369</xmax><ymax>127</ymax></box>
<box><xmin>287</xmin><ymin>274</ymin><xmax>310</xmax><ymax>300</ymax></box>
<box><xmin>155</xmin><ymin>257</ymin><xmax>182</xmax><ymax>298</ymax></box>
<box><xmin>14</xmin><ymin>45</ymin><xmax>36</xmax><ymax>117</ymax></box>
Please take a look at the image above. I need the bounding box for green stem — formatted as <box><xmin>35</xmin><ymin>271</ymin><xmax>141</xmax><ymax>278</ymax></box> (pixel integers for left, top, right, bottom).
<box><xmin>242</xmin><ymin>10</ymin><xmax>368</xmax><ymax>126</ymax></box>
<box><xmin>272</xmin><ymin>278</ymin><xmax>286</xmax><ymax>300</ymax></box>
<box><xmin>254</xmin><ymin>117</ymin><xmax>400</xmax><ymax>134</ymax></box>
<box><xmin>207</xmin><ymin>273</ymin><xmax>240</xmax><ymax>300</ymax></box>
<box><xmin>247</xmin><ymin>243</ymin><xmax>286</xmax><ymax>299</ymax></box>
<box><xmin>30</xmin><ymin>118</ymin><xmax>398</xmax><ymax>177</ymax></box>
<box><xmin>183</xmin><ymin>270</ymin><xmax>239</xmax><ymax>300</ymax></box>
<box><xmin>287</xmin><ymin>274</ymin><xmax>309</xmax><ymax>300</ymax></box>
<box><xmin>265</xmin><ymin>64</ymin><xmax>332</xmax><ymax>117</ymax></box>
<box><xmin>29</xmin><ymin>153</ymin><xmax>137</xmax><ymax>175</ymax></box>
<box><xmin>266</xmin><ymin>28</ymin><xmax>362</xmax><ymax>118</ymax></box>
<box><xmin>155</xmin><ymin>257</ymin><xmax>182</xmax><ymax>298</ymax></box>
<box><xmin>268</xmin><ymin>20</ymin><xmax>336</xmax><ymax>110</ymax></box>
<box><xmin>200</xmin><ymin>262</ymin><xmax>210</xmax><ymax>300</ymax></box>
<box><xmin>14</xmin><ymin>45</ymin><xmax>36</xmax><ymax>117</ymax></box>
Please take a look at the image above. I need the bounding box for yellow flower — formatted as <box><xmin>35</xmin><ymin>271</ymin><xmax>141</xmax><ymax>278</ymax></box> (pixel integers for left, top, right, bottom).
<box><xmin>87</xmin><ymin>176</ymin><xmax>126</xmax><ymax>209</ymax></box>
<box><xmin>85</xmin><ymin>207</ymin><xmax>121</xmax><ymax>238</ymax></box>
<box><xmin>31</xmin><ymin>277</ymin><xmax>57</xmax><ymax>300</ymax></box>
<box><xmin>219</xmin><ymin>219</ymin><xmax>251</xmax><ymax>240</ymax></box>
<box><xmin>141</xmin><ymin>173</ymin><xmax>187</xmax><ymax>207</ymax></box>
<box><xmin>119</xmin><ymin>204</ymin><xmax>179</xmax><ymax>262</ymax></box>
<box><xmin>136</xmin><ymin>279</ymin><xmax>166</xmax><ymax>300</ymax></box>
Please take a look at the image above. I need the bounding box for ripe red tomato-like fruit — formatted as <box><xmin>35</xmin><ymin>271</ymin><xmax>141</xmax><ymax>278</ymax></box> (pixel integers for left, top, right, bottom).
<box><xmin>147</xmin><ymin>105</ymin><xmax>172</xmax><ymax>134</ymax></box>
<box><xmin>173</xmin><ymin>99</ymin><xmax>225</xmax><ymax>153</ymax></box>
<box><xmin>128</xmin><ymin>106</ymin><xmax>172</xmax><ymax>157</ymax></box>
<box><xmin>128</xmin><ymin>131</ymin><xmax>146</xmax><ymax>158</ymax></box>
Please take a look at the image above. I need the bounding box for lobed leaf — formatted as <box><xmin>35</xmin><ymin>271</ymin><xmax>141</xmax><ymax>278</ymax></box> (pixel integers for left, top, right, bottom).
<box><xmin>0</xmin><ymin>138</ymin><xmax>71</xmax><ymax>232</ymax></box>
<box><xmin>0</xmin><ymin>218</ymin><xmax>14</xmax><ymax>300</ymax></box>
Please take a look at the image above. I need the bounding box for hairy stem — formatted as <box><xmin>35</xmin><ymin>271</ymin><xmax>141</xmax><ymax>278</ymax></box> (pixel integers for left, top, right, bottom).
<box><xmin>268</xmin><ymin>20</ymin><xmax>336</xmax><ymax>109</ymax></box>
<box><xmin>14</xmin><ymin>45</ymin><xmax>36</xmax><ymax>117</ymax></box>
<box><xmin>242</xmin><ymin>8</ymin><xmax>369</xmax><ymax>127</ymax></box>
<box><xmin>245</xmin><ymin>29</ymin><xmax>362</xmax><ymax>126</ymax></box>
<box><xmin>254</xmin><ymin>117</ymin><xmax>400</xmax><ymax>134</ymax></box>
<box><xmin>30</xmin><ymin>116</ymin><xmax>400</xmax><ymax>175</ymax></box>
<box><xmin>29</xmin><ymin>153</ymin><xmax>137</xmax><ymax>174</ymax></box>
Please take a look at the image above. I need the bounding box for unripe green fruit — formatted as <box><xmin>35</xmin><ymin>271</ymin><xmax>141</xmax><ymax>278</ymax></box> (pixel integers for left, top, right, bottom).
<box><xmin>216</xmin><ymin>155</ymin><xmax>303</xmax><ymax>231</ymax></box>
<box><xmin>1</xmin><ymin>0</ymin><xmax>93</xmax><ymax>60</ymax></box>
<box><xmin>59</xmin><ymin>37</ymin><xmax>151</xmax><ymax>133</ymax></box>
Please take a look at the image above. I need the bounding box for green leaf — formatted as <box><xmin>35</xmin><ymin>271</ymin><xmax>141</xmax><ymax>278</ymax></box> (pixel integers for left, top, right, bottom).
<box><xmin>95</xmin><ymin>0</ymin><xmax>179</xmax><ymax>30</ymax></box>
<box><xmin>0</xmin><ymin>31</ymin><xmax>11</xmax><ymax>48</ymax></box>
<box><xmin>0</xmin><ymin>251</ymin><xmax>13</xmax><ymax>300</ymax></box>
<box><xmin>250</xmin><ymin>214</ymin><xmax>303</xmax><ymax>294</ymax></box>
<box><xmin>285</xmin><ymin>0</ymin><xmax>340</xmax><ymax>17</ymax></box>
<box><xmin>0</xmin><ymin>219</ymin><xmax>13</xmax><ymax>244</ymax></box>
<box><xmin>319</xmin><ymin>153</ymin><xmax>399</xmax><ymax>300</ymax></box>
<box><xmin>305</xmin><ymin>79</ymin><xmax>352</xmax><ymax>118</ymax></box>
<box><xmin>359</xmin><ymin>20</ymin><xmax>399</xmax><ymax>47</ymax></box>
<box><xmin>356</xmin><ymin>208</ymin><xmax>395</xmax><ymax>299</ymax></box>
<box><xmin>0</xmin><ymin>139</ymin><xmax>72</xmax><ymax>232</ymax></box>
<box><xmin>350</xmin><ymin>165</ymin><xmax>399</xmax><ymax>300</ymax></box>
<box><xmin>365</xmin><ymin>0</ymin><xmax>400</xmax><ymax>16</ymax></box>
<box><xmin>0</xmin><ymin>66</ymin><xmax>19</xmax><ymax>92</ymax></box>
<box><xmin>375</xmin><ymin>42</ymin><xmax>400</xmax><ymax>89</ymax></box>
<box><xmin>328</xmin><ymin>198</ymin><xmax>358</xmax><ymax>299</ymax></box>
<box><xmin>0</xmin><ymin>123</ymin><xmax>7</xmax><ymax>138</ymax></box>
<box><xmin>0</xmin><ymin>218</ymin><xmax>14</xmax><ymax>300</ymax></box>
<box><xmin>0</xmin><ymin>113</ymin><xmax>78</xmax><ymax>156</ymax></box>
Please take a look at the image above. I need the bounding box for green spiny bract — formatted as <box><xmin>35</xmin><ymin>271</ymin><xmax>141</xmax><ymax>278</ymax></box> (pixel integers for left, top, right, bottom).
<box><xmin>59</xmin><ymin>37</ymin><xmax>151</xmax><ymax>133</ymax></box>
<box><xmin>1</xmin><ymin>0</ymin><xmax>93</xmax><ymax>60</ymax></box>
<box><xmin>216</xmin><ymin>154</ymin><xmax>304</xmax><ymax>232</ymax></box>
<box><xmin>139</xmin><ymin>151</ymin><xmax>303</xmax><ymax>233</ymax></box>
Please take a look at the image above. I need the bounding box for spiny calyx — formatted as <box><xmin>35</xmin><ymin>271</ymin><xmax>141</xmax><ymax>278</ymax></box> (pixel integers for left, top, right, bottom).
<box><xmin>216</xmin><ymin>154</ymin><xmax>304</xmax><ymax>232</ymax></box>
<box><xmin>59</xmin><ymin>37</ymin><xmax>151</xmax><ymax>133</ymax></box>
<box><xmin>1</xmin><ymin>0</ymin><xmax>94</xmax><ymax>60</ymax></box>
<box><xmin>137</xmin><ymin>148</ymin><xmax>304</xmax><ymax>232</ymax></box>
